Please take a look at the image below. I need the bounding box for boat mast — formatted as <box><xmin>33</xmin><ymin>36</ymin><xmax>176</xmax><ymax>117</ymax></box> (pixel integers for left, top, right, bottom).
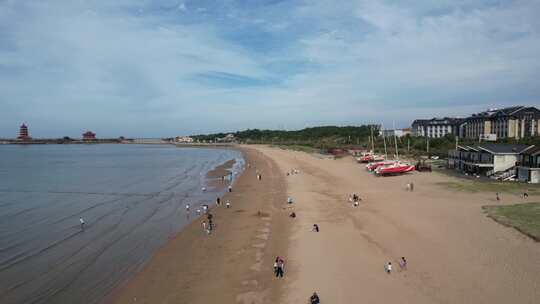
<box><xmin>382</xmin><ymin>124</ymin><xmax>388</xmax><ymax>159</ymax></box>
<box><xmin>393</xmin><ymin>121</ymin><xmax>399</xmax><ymax>160</ymax></box>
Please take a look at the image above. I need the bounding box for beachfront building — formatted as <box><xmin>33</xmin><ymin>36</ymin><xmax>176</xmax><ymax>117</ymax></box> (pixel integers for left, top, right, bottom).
<box><xmin>82</xmin><ymin>131</ymin><xmax>96</xmax><ymax>141</ymax></box>
<box><xmin>17</xmin><ymin>123</ymin><xmax>32</xmax><ymax>141</ymax></box>
<box><xmin>516</xmin><ymin>146</ymin><xmax>540</xmax><ymax>183</ymax></box>
<box><xmin>176</xmin><ymin>136</ymin><xmax>194</xmax><ymax>143</ymax></box>
<box><xmin>411</xmin><ymin>118</ymin><xmax>464</xmax><ymax>138</ymax></box>
<box><xmin>462</xmin><ymin>106</ymin><xmax>540</xmax><ymax>140</ymax></box>
<box><xmin>448</xmin><ymin>143</ymin><xmax>534</xmax><ymax>179</ymax></box>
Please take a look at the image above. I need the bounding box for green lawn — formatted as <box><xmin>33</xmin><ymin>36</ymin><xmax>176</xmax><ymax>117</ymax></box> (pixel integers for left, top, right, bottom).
<box><xmin>436</xmin><ymin>179</ymin><xmax>540</xmax><ymax>195</ymax></box>
<box><xmin>482</xmin><ymin>203</ymin><xmax>540</xmax><ymax>241</ymax></box>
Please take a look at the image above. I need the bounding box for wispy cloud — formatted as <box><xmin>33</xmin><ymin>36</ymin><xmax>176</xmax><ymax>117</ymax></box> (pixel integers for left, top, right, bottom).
<box><xmin>0</xmin><ymin>0</ymin><xmax>539</xmax><ymax>137</ymax></box>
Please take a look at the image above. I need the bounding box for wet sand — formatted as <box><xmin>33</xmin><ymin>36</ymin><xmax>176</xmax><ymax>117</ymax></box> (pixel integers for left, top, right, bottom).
<box><xmin>109</xmin><ymin>147</ymin><xmax>290</xmax><ymax>304</ymax></box>
<box><xmin>206</xmin><ymin>159</ymin><xmax>236</xmax><ymax>179</ymax></box>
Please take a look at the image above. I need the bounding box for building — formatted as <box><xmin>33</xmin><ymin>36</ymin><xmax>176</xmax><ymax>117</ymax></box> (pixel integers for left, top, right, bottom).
<box><xmin>82</xmin><ymin>131</ymin><xmax>96</xmax><ymax>141</ymax></box>
<box><xmin>462</xmin><ymin>106</ymin><xmax>540</xmax><ymax>140</ymax></box>
<box><xmin>175</xmin><ymin>136</ymin><xmax>194</xmax><ymax>143</ymax></box>
<box><xmin>17</xmin><ymin>123</ymin><xmax>32</xmax><ymax>141</ymax></box>
<box><xmin>217</xmin><ymin>134</ymin><xmax>235</xmax><ymax>142</ymax></box>
<box><xmin>448</xmin><ymin>143</ymin><xmax>534</xmax><ymax>179</ymax></box>
<box><xmin>380</xmin><ymin>128</ymin><xmax>411</xmax><ymax>138</ymax></box>
<box><xmin>411</xmin><ymin>118</ymin><xmax>464</xmax><ymax>138</ymax></box>
<box><xmin>516</xmin><ymin>146</ymin><xmax>540</xmax><ymax>183</ymax></box>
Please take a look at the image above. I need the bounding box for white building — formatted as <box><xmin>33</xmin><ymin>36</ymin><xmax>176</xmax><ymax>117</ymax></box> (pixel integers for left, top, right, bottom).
<box><xmin>176</xmin><ymin>136</ymin><xmax>194</xmax><ymax>143</ymax></box>
<box><xmin>412</xmin><ymin>118</ymin><xmax>464</xmax><ymax>138</ymax></box>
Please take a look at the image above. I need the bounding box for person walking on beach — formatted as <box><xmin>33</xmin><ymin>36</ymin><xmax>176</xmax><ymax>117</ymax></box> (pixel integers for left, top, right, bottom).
<box><xmin>202</xmin><ymin>220</ymin><xmax>207</xmax><ymax>232</ymax></box>
<box><xmin>228</xmin><ymin>185</ymin><xmax>232</xmax><ymax>192</ymax></box>
<box><xmin>312</xmin><ymin>224</ymin><xmax>319</xmax><ymax>232</ymax></box>
<box><xmin>399</xmin><ymin>257</ymin><xmax>407</xmax><ymax>270</ymax></box>
<box><xmin>310</xmin><ymin>292</ymin><xmax>320</xmax><ymax>304</ymax></box>
<box><xmin>496</xmin><ymin>192</ymin><xmax>500</xmax><ymax>201</ymax></box>
<box><xmin>275</xmin><ymin>257</ymin><xmax>285</xmax><ymax>278</ymax></box>
<box><xmin>216</xmin><ymin>197</ymin><xmax>221</xmax><ymax>206</ymax></box>
<box><xmin>410</xmin><ymin>182</ymin><xmax>414</xmax><ymax>192</ymax></box>
<box><xmin>196</xmin><ymin>209</ymin><xmax>201</xmax><ymax>215</ymax></box>
<box><xmin>287</xmin><ymin>196</ymin><xmax>293</xmax><ymax>204</ymax></box>
<box><xmin>186</xmin><ymin>204</ymin><xmax>190</xmax><ymax>212</ymax></box>
<box><xmin>523</xmin><ymin>190</ymin><xmax>529</xmax><ymax>199</ymax></box>
<box><xmin>385</xmin><ymin>262</ymin><xmax>392</xmax><ymax>274</ymax></box>
<box><xmin>79</xmin><ymin>217</ymin><xmax>85</xmax><ymax>230</ymax></box>
<box><xmin>226</xmin><ymin>200</ymin><xmax>231</xmax><ymax>208</ymax></box>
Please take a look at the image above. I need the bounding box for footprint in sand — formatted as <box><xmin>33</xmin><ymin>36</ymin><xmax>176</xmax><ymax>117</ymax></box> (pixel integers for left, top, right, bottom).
<box><xmin>250</xmin><ymin>261</ymin><xmax>262</xmax><ymax>272</ymax></box>
<box><xmin>256</xmin><ymin>233</ymin><xmax>269</xmax><ymax>240</ymax></box>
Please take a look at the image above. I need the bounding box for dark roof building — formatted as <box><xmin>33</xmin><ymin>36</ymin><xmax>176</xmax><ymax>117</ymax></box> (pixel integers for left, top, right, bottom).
<box><xmin>411</xmin><ymin>117</ymin><xmax>465</xmax><ymax>138</ymax></box>
<box><xmin>463</xmin><ymin>106</ymin><xmax>540</xmax><ymax>140</ymax></box>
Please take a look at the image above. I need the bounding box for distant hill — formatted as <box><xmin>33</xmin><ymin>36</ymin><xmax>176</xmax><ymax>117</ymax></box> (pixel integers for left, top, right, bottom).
<box><xmin>191</xmin><ymin>125</ymin><xmax>377</xmax><ymax>146</ymax></box>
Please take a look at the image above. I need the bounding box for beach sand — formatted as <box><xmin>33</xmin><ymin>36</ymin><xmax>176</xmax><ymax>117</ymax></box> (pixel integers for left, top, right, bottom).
<box><xmin>108</xmin><ymin>147</ymin><xmax>289</xmax><ymax>304</ymax></box>
<box><xmin>110</xmin><ymin>145</ymin><xmax>540</xmax><ymax>304</ymax></box>
<box><xmin>253</xmin><ymin>145</ymin><xmax>540</xmax><ymax>304</ymax></box>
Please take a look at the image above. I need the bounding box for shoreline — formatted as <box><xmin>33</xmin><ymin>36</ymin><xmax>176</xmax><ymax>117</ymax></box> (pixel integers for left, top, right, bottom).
<box><xmin>108</xmin><ymin>146</ymin><xmax>290</xmax><ymax>304</ymax></box>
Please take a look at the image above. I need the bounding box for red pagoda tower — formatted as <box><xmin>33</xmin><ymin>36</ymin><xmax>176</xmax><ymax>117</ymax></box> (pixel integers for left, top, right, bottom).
<box><xmin>17</xmin><ymin>123</ymin><xmax>32</xmax><ymax>141</ymax></box>
<box><xmin>82</xmin><ymin>131</ymin><xmax>96</xmax><ymax>141</ymax></box>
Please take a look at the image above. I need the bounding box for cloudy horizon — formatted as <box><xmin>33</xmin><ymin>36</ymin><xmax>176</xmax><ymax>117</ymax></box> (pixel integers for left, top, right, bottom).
<box><xmin>1</xmin><ymin>0</ymin><xmax>540</xmax><ymax>138</ymax></box>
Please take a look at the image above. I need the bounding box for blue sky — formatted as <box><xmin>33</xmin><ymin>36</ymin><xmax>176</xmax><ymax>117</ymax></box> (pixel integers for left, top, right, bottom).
<box><xmin>1</xmin><ymin>0</ymin><xmax>539</xmax><ymax>138</ymax></box>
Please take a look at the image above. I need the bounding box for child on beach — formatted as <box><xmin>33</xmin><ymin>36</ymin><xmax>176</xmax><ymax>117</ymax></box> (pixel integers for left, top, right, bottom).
<box><xmin>79</xmin><ymin>217</ymin><xmax>85</xmax><ymax>230</ymax></box>
<box><xmin>312</xmin><ymin>224</ymin><xmax>319</xmax><ymax>232</ymax></box>
<box><xmin>399</xmin><ymin>257</ymin><xmax>407</xmax><ymax>270</ymax></box>
<box><xmin>385</xmin><ymin>262</ymin><xmax>392</xmax><ymax>274</ymax></box>
<box><xmin>226</xmin><ymin>200</ymin><xmax>231</xmax><ymax>208</ymax></box>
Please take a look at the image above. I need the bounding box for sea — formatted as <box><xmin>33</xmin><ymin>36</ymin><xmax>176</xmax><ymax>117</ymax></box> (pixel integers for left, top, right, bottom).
<box><xmin>0</xmin><ymin>144</ymin><xmax>244</xmax><ymax>304</ymax></box>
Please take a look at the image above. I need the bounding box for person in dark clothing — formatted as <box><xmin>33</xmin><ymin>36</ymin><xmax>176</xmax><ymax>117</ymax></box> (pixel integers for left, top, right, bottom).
<box><xmin>289</xmin><ymin>212</ymin><xmax>296</xmax><ymax>218</ymax></box>
<box><xmin>310</xmin><ymin>292</ymin><xmax>320</xmax><ymax>304</ymax></box>
<box><xmin>313</xmin><ymin>224</ymin><xmax>319</xmax><ymax>232</ymax></box>
<box><xmin>216</xmin><ymin>197</ymin><xmax>221</xmax><ymax>205</ymax></box>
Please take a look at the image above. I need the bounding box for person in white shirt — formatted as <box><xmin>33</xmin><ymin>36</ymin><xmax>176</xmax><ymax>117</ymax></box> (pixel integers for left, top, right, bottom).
<box><xmin>226</xmin><ymin>201</ymin><xmax>231</xmax><ymax>208</ymax></box>
<box><xmin>79</xmin><ymin>217</ymin><xmax>85</xmax><ymax>230</ymax></box>
<box><xmin>186</xmin><ymin>204</ymin><xmax>190</xmax><ymax>211</ymax></box>
<box><xmin>385</xmin><ymin>262</ymin><xmax>392</xmax><ymax>274</ymax></box>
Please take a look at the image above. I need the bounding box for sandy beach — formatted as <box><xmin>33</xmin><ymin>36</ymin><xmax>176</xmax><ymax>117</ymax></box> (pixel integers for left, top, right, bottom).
<box><xmin>109</xmin><ymin>147</ymin><xmax>290</xmax><ymax>304</ymax></box>
<box><xmin>110</xmin><ymin>145</ymin><xmax>540</xmax><ymax>304</ymax></box>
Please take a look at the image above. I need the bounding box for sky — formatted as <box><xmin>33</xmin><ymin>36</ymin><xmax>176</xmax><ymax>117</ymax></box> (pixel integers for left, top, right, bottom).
<box><xmin>1</xmin><ymin>0</ymin><xmax>540</xmax><ymax>138</ymax></box>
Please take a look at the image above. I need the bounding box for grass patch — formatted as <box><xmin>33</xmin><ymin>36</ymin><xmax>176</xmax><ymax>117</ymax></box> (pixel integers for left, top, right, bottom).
<box><xmin>436</xmin><ymin>180</ymin><xmax>540</xmax><ymax>195</ymax></box>
<box><xmin>482</xmin><ymin>203</ymin><xmax>540</xmax><ymax>241</ymax></box>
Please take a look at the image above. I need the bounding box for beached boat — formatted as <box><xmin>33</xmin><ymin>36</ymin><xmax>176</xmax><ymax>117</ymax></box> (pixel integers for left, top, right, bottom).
<box><xmin>366</xmin><ymin>160</ymin><xmax>395</xmax><ymax>171</ymax></box>
<box><xmin>375</xmin><ymin>162</ymin><xmax>416</xmax><ymax>175</ymax></box>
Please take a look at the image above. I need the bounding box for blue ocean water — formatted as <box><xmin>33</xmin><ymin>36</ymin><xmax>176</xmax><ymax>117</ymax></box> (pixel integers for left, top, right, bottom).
<box><xmin>0</xmin><ymin>144</ymin><xmax>243</xmax><ymax>304</ymax></box>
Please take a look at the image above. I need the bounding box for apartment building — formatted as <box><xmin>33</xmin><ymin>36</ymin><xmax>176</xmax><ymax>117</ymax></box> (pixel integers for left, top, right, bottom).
<box><xmin>411</xmin><ymin>118</ymin><xmax>464</xmax><ymax>138</ymax></box>
<box><xmin>462</xmin><ymin>106</ymin><xmax>540</xmax><ymax>140</ymax></box>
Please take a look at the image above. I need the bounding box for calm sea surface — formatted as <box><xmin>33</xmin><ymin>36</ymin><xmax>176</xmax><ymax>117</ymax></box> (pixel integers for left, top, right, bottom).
<box><xmin>0</xmin><ymin>144</ymin><xmax>243</xmax><ymax>304</ymax></box>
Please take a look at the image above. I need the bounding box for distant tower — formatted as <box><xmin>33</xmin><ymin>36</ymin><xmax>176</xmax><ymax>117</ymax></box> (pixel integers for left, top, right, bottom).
<box><xmin>82</xmin><ymin>131</ymin><xmax>96</xmax><ymax>141</ymax></box>
<box><xmin>17</xmin><ymin>123</ymin><xmax>32</xmax><ymax>141</ymax></box>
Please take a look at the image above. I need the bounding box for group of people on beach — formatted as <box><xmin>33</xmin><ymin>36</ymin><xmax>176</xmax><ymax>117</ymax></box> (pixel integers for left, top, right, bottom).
<box><xmin>286</xmin><ymin>168</ymin><xmax>300</xmax><ymax>176</ymax></box>
<box><xmin>348</xmin><ymin>193</ymin><xmax>361</xmax><ymax>207</ymax></box>
<box><xmin>385</xmin><ymin>257</ymin><xmax>407</xmax><ymax>274</ymax></box>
